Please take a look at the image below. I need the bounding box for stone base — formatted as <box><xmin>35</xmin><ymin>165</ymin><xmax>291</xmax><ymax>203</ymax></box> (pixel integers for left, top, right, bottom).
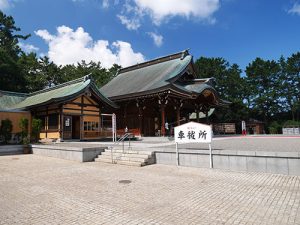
<box><xmin>31</xmin><ymin>144</ymin><xmax>106</xmax><ymax>162</ymax></box>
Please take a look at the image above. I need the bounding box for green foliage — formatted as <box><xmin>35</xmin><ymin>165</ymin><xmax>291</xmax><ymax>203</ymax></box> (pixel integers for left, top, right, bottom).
<box><xmin>0</xmin><ymin>11</ymin><xmax>29</xmax><ymax>92</ymax></box>
<box><xmin>245</xmin><ymin>58</ymin><xmax>282</xmax><ymax>124</ymax></box>
<box><xmin>19</xmin><ymin>117</ymin><xmax>29</xmax><ymax>144</ymax></box>
<box><xmin>31</xmin><ymin>118</ymin><xmax>42</xmax><ymax>143</ymax></box>
<box><xmin>268</xmin><ymin>121</ymin><xmax>281</xmax><ymax>134</ymax></box>
<box><xmin>0</xmin><ymin>119</ymin><xmax>13</xmax><ymax>144</ymax></box>
<box><xmin>282</xmin><ymin>120</ymin><xmax>300</xmax><ymax>127</ymax></box>
<box><xmin>194</xmin><ymin>57</ymin><xmax>248</xmax><ymax>122</ymax></box>
<box><xmin>60</xmin><ymin>61</ymin><xmax>120</xmax><ymax>87</ymax></box>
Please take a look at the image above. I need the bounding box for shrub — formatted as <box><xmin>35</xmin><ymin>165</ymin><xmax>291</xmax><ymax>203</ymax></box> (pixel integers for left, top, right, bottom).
<box><xmin>268</xmin><ymin>121</ymin><xmax>281</xmax><ymax>134</ymax></box>
<box><xmin>31</xmin><ymin>118</ymin><xmax>42</xmax><ymax>143</ymax></box>
<box><xmin>0</xmin><ymin>119</ymin><xmax>13</xmax><ymax>144</ymax></box>
<box><xmin>19</xmin><ymin>117</ymin><xmax>29</xmax><ymax>144</ymax></box>
<box><xmin>282</xmin><ymin>120</ymin><xmax>300</xmax><ymax>127</ymax></box>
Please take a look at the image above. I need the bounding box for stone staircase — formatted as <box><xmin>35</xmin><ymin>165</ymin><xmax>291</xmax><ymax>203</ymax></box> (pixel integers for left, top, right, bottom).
<box><xmin>95</xmin><ymin>146</ymin><xmax>155</xmax><ymax>167</ymax></box>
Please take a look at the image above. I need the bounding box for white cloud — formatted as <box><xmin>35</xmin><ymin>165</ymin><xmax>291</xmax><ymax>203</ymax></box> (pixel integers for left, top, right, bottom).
<box><xmin>134</xmin><ymin>0</ymin><xmax>220</xmax><ymax>25</ymax></box>
<box><xmin>288</xmin><ymin>2</ymin><xmax>300</xmax><ymax>15</ymax></box>
<box><xmin>19</xmin><ymin>42</ymin><xmax>39</xmax><ymax>53</ymax></box>
<box><xmin>147</xmin><ymin>32</ymin><xmax>163</xmax><ymax>47</ymax></box>
<box><xmin>0</xmin><ymin>0</ymin><xmax>10</xmax><ymax>10</ymax></box>
<box><xmin>118</xmin><ymin>0</ymin><xmax>220</xmax><ymax>29</ymax></box>
<box><xmin>35</xmin><ymin>25</ymin><xmax>145</xmax><ymax>68</ymax></box>
<box><xmin>102</xmin><ymin>0</ymin><xmax>109</xmax><ymax>8</ymax></box>
<box><xmin>117</xmin><ymin>14</ymin><xmax>141</xmax><ymax>30</ymax></box>
<box><xmin>0</xmin><ymin>0</ymin><xmax>24</xmax><ymax>10</ymax></box>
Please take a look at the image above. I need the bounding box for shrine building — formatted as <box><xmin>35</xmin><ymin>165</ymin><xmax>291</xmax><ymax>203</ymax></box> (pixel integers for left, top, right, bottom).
<box><xmin>0</xmin><ymin>50</ymin><xmax>227</xmax><ymax>141</ymax></box>
<box><xmin>101</xmin><ymin>50</ymin><xmax>227</xmax><ymax>137</ymax></box>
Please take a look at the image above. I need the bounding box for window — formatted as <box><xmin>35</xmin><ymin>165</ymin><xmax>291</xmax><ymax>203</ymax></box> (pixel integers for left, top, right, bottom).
<box><xmin>48</xmin><ymin>114</ymin><xmax>58</xmax><ymax>130</ymax></box>
<box><xmin>36</xmin><ymin>116</ymin><xmax>46</xmax><ymax>131</ymax></box>
<box><xmin>84</xmin><ymin>121</ymin><xmax>99</xmax><ymax>131</ymax></box>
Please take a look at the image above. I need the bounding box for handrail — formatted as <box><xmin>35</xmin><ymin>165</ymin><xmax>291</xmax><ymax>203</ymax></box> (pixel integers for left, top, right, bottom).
<box><xmin>109</xmin><ymin>133</ymin><xmax>132</xmax><ymax>163</ymax></box>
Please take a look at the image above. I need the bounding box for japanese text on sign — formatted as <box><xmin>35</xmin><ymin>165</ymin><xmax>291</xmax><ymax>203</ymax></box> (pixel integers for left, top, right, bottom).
<box><xmin>174</xmin><ymin>122</ymin><xmax>212</xmax><ymax>143</ymax></box>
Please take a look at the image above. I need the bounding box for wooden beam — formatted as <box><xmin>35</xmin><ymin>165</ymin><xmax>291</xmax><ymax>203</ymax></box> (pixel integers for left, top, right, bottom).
<box><xmin>176</xmin><ymin>107</ymin><xmax>180</xmax><ymax>126</ymax></box>
<box><xmin>161</xmin><ymin>105</ymin><xmax>165</xmax><ymax>136</ymax></box>
<box><xmin>45</xmin><ymin>106</ymin><xmax>48</xmax><ymax>138</ymax></box>
<box><xmin>80</xmin><ymin>95</ymin><xmax>84</xmax><ymax>140</ymax></box>
<box><xmin>138</xmin><ymin>107</ymin><xmax>143</xmax><ymax>136</ymax></box>
<box><xmin>60</xmin><ymin>105</ymin><xmax>64</xmax><ymax>141</ymax></box>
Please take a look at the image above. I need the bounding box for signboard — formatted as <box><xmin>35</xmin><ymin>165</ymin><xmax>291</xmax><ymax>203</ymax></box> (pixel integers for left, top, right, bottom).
<box><xmin>242</xmin><ymin>120</ymin><xmax>246</xmax><ymax>135</ymax></box>
<box><xmin>112</xmin><ymin>113</ymin><xmax>116</xmax><ymax>142</ymax></box>
<box><xmin>174</xmin><ymin>122</ymin><xmax>212</xmax><ymax>143</ymax></box>
<box><xmin>174</xmin><ymin>122</ymin><xmax>213</xmax><ymax>168</ymax></box>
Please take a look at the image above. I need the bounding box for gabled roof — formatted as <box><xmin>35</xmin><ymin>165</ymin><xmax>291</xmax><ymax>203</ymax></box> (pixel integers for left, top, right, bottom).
<box><xmin>0</xmin><ymin>91</ymin><xmax>28</xmax><ymax>110</ymax></box>
<box><xmin>100</xmin><ymin>50</ymin><xmax>227</xmax><ymax>106</ymax></box>
<box><xmin>100</xmin><ymin>50</ymin><xmax>194</xmax><ymax>99</ymax></box>
<box><xmin>0</xmin><ymin>75</ymin><xmax>118</xmax><ymax>110</ymax></box>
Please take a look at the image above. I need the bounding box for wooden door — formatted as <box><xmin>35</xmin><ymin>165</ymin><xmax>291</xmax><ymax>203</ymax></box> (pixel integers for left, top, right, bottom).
<box><xmin>63</xmin><ymin>116</ymin><xmax>72</xmax><ymax>139</ymax></box>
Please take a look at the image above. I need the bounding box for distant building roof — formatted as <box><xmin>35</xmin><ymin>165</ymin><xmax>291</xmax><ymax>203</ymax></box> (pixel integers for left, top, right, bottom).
<box><xmin>100</xmin><ymin>50</ymin><xmax>227</xmax><ymax>106</ymax></box>
<box><xmin>101</xmin><ymin>50</ymin><xmax>193</xmax><ymax>99</ymax></box>
<box><xmin>0</xmin><ymin>75</ymin><xmax>117</xmax><ymax>110</ymax></box>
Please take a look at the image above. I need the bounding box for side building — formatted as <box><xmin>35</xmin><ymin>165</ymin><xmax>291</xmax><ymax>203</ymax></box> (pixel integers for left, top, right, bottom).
<box><xmin>0</xmin><ymin>75</ymin><xmax>117</xmax><ymax>141</ymax></box>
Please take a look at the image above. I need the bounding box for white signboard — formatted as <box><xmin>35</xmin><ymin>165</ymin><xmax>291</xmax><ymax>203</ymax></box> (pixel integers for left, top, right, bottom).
<box><xmin>112</xmin><ymin>113</ymin><xmax>116</xmax><ymax>142</ymax></box>
<box><xmin>174</xmin><ymin>122</ymin><xmax>212</xmax><ymax>143</ymax></box>
<box><xmin>174</xmin><ymin>122</ymin><xmax>213</xmax><ymax>168</ymax></box>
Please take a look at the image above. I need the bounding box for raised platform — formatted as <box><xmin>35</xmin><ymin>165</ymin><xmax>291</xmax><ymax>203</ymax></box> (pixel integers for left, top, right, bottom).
<box><xmin>31</xmin><ymin>144</ymin><xmax>106</xmax><ymax>162</ymax></box>
<box><xmin>153</xmin><ymin>136</ymin><xmax>300</xmax><ymax>175</ymax></box>
<box><xmin>0</xmin><ymin>145</ymin><xmax>23</xmax><ymax>156</ymax></box>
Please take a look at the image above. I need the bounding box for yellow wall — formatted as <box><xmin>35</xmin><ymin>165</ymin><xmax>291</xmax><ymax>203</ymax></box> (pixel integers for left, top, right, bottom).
<box><xmin>0</xmin><ymin>111</ymin><xmax>31</xmax><ymax>134</ymax></box>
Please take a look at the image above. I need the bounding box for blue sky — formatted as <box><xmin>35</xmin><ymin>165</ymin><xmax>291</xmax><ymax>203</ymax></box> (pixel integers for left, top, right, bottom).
<box><xmin>1</xmin><ymin>0</ymin><xmax>300</xmax><ymax>71</ymax></box>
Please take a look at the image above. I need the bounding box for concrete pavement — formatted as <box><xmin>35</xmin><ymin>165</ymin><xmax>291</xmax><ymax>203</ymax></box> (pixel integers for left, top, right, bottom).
<box><xmin>0</xmin><ymin>154</ymin><xmax>299</xmax><ymax>225</ymax></box>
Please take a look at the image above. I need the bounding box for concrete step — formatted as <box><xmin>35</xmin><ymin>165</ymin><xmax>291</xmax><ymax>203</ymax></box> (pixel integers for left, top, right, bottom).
<box><xmin>96</xmin><ymin>154</ymin><xmax>148</xmax><ymax>163</ymax></box>
<box><xmin>95</xmin><ymin>158</ymin><xmax>144</xmax><ymax>167</ymax></box>
<box><xmin>107</xmin><ymin>149</ymin><xmax>154</xmax><ymax>155</ymax></box>
<box><xmin>95</xmin><ymin>147</ymin><xmax>155</xmax><ymax>167</ymax></box>
<box><xmin>101</xmin><ymin>151</ymin><xmax>151</xmax><ymax>159</ymax></box>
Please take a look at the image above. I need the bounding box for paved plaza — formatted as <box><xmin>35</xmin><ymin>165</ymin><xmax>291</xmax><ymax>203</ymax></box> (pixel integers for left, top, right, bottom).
<box><xmin>0</xmin><ymin>154</ymin><xmax>300</xmax><ymax>225</ymax></box>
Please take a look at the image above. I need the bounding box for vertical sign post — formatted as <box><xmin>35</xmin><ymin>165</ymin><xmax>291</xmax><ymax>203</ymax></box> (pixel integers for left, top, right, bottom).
<box><xmin>174</xmin><ymin>122</ymin><xmax>213</xmax><ymax>168</ymax></box>
<box><xmin>112</xmin><ymin>113</ymin><xmax>116</xmax><ymax>142</ymax></box>
<box><xmin>242</xmin><ymin>120</ymin><xmax>246</xmax><ymax>136</ymax></box>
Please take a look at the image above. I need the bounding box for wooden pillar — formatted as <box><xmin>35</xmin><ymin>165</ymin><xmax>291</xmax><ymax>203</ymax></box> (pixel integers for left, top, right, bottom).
<box><xmin>138</xmin><ymin>107</ymin><xmax>143</xmax><ymax>136</ymax></box>
<box><xmin>80</xmin><ymin>95</ymin><xmax>84</xmax><ymax>140</ymax></box>
<box><xmin>60</xmin><ymin>105</ymin><xmax>64</xmax><ymax>141</ymax></box>
<box><xmin>176</xmin><ymin>107</ymin><xmax>180</xmax><ymax>126</ymax></box>
<box><xmin>45</xmin><ymin>106</ymin><xmax>48</xmax><ymax>138</ymax></box>
<box><xmin>196</xmin><ymin>109</ymin><xmax>200</xmax><ymax>122</ymax></box>
<box><xmin>161</xmin><ymin>105</ymin><xmax>166</xmax><ymax>136</ymax></box>
<box><xmin>206</xmin><ymin>111</ymin><xmax>209</xmax><ymax>124</ymax></box>
<box><xmin>98</xmin><ymin>106</ymin><xmax>101</xmax><ymax>137</ymax></box>
<box><xmin>124</xmin><ymin>104</ymin><xmax>127</xmax><ymax>130</ymax></box>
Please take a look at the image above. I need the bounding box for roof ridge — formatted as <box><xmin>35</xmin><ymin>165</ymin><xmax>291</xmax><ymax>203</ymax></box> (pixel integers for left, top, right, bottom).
<box><xmin>28</xmin><ymin>75</ymin><xmax>91</xmax><ymax>96</ymax></box>
<box><xmin>0</xmin><ymin>90</ymin><xmax>28</xmax><ymax>97</ymax></box>
<box><xmin>119</xmin><ymin>49</ymin><xmax>190</xmax><ymax>74</ymax></box>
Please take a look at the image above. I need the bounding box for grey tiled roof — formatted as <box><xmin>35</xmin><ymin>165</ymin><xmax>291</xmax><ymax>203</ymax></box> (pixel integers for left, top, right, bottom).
<box><xmin>101</xmin><ymin>51</ymin><xmax>193</xmax><ymax>99</ymax></box>
<box><xmin>0</xmin><ymin>76</ymin><xmax>118</xmax><ymax>110</ymax></box>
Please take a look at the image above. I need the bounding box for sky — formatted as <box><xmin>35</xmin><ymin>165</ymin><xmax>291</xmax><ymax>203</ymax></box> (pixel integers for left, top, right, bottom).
<box><xmin>1</xmin><ymin>0</ymin><xmax>300</xmax><ymax>71</ymax></box>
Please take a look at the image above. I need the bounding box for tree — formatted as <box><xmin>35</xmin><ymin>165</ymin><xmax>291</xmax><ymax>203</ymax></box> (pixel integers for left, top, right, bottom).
<box><xmin>194</xmin><ymin>57</ymin><xmax>248</xmax><ymax>122</ymax></box>
<box><xmin>245</xmin><ymin>58</ymin><xmax>282</xmax><ymax>125</ymax></box>
<box><xmin>286</xmin><ymin>52</ymin><xmax>300</xmax><ymax>121</ymax></box>
<box><xmin>60</xmin><ymin>61</ymin><xmax>120</xmax><ymax>87</ymax></box>
<box><xmin>0</xmin><ymin>119</ymin><xmax>13</xmax><ymax>144</ymax></box>
<box><xmin>0</xmin><ymin>11</ymin><xmax>29</xmax><ymax>92</ymax></box>
<box><xmin>38</xmin><ymin>56</ymin><xmax>63</xmax><ymax>87</ymax></box>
